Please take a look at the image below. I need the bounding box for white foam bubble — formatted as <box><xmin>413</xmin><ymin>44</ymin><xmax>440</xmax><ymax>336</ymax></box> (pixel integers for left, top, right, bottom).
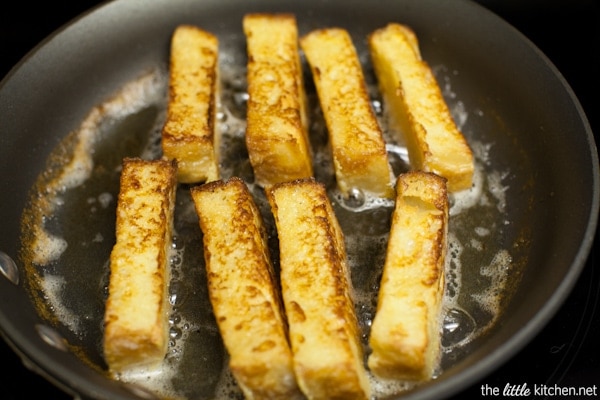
<box><xmin>32</xmin><ymin>227</ymin><xmax>68</xmax><ymax>265</ymax></box>
<box><xmin>332</xmin><ymin>186</ymin><xmax>396</xmax><ymax>213</ymax></box>
<box><xmin>55</xmin><ymin>69</ymin><xmax>166</xmax><ymax>193</ymax></box>
<box><xmin>487</xmin><ymin>169</ymin><xmax>509</xmax><ymax>213</ymax></box>
<box><xmin>97</xmin><ymin>192</ymin><xmax>114</xmax><ymax>209</ymax></box>
<box><xmin>471</xmin><ymin>249</ymin><xmax>512</xmax><ymax>324</ymax></box>
<box><xmin>30</xmin><ymin>70</ymin><xmax>166</xmax><ymax>268</ymax></box>
<box><xmin>449</xmin><ymin>160</ymin><xmax>485</xmax><ymax>216</ymax></box>
<box><xmin>40</xmin><ymin>274</ymin><xmax>80</xmax><ymax>333</ymax></box>
<box><xmin>368</xmin><ymin>371</ymin><xmax>417</xmax><ymax>399</ymax></box>
<box><xmin>444</xmin><ymin>232</ymin><xmax>464</xmax><ymax>302</ymax></box>
<box><xmin>474</xmin><ymin>226</ymin><xmax>490</xmax><ymax>237</ymax></box>
<box><xmin>25</xmin><ymin>42</ymin><xmax>520</xmax><ymax>400</ymax></box>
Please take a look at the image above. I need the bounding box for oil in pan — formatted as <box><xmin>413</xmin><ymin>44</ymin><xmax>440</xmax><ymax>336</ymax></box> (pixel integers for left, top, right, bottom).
<box><xmin>18</xmin><ymin>38</ymin><xmax>528</xmax><ymax>399</ymax></box>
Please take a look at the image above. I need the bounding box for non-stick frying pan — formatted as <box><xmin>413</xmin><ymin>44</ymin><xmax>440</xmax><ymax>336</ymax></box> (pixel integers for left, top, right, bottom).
<box><xmin>1</xmin><ymin>1</ymin><xmax>598</xmax><ymax>399</ymax></box>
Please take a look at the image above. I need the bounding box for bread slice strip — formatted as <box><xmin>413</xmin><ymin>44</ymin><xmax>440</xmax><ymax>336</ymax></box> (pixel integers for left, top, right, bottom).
<box><xmin>103</xmin><ymin>157</ymin><xmax>177</xmax><ymax>375</ymax></box>
<box><xmin>190</xmin><ymin>177</ymin><xmax>302</xmax><ymax>399</ymax></box>
<box><xmin>243</xmin><ymin>13</ymin><xmax>313</xmax><ymax>186</ymax></box>
<box><xmin>300</xmin><ymin>28</ymin><xmax>395</xmax><ymax>199</ymax></box>
<box><xmin>162</xmin><ymin>24</ymin><xmax>220</xmax><ymax>184</ymax></box>
<box><xmin>368</xmin><ymin>23</ymin><xmax>474</xmax><ymax>192</ymax></box>
<box><xmin>266</xmin><ymin>178</ymin><xmax>371</xmax><ymax>400</ymax></box>
<box><xmin>368</xmin><ymin>171</ymin><xmax>448</xmax><ymax>381</ymax></box>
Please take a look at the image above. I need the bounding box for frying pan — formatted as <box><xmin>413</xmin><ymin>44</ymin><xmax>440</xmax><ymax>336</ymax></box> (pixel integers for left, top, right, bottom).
<box><xmin>1</xmin><ymin>0</ymin><xmax>598</xmax><ymax>399</ymax></box>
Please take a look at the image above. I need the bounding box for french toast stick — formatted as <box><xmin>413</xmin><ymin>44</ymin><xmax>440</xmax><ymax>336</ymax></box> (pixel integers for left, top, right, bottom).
<box><xmin>243</xmin><ymin>13</ymin><xmax>313</xmax><ymax>186</ymax></box>
<box><xmin>162</xmin><ymin>24</ymin><xmax>220</xmax><ymax>184</ymax></box>
<box><xmin>190</xmin><ymin>177</ymin><xmax>302</xmax><ymax>399</ymax></box>
<box><xmin>266</xmin><ymin>178</ymin><xmax>371</xmax><ymax>400</ymax></box>
<box><xmin>300</xmin><ymin>28</ymin><xmax>395</xmax><ymax>199</ymax></box>
<box><xmin>368</xmin><ymin>171</ymin><xmax>448</xmax><ymax>381</ymax></box>
<box><xmin>368</xmin><ymin>23</ymin><xmax>474</xmax><ymax>192</ymax></box>
<box><xmin>103</xmin><ymin>157</ymin><xmax>177</xmax><ymax>374</ymax></box>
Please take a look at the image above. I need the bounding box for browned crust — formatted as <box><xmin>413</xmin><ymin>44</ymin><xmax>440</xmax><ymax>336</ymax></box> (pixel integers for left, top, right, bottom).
<box><xmin>243</xmin><ymin>13</ymin><xmax>313</xmax><ymax>186</ymax></box>
<box><xmin>266</xmin><ymin>178</ymin><xmax>370</xmax><ymax>399</ymax></box>
<box><xmin>103</xmin><ymin>157</ymin><xmax>177</xmax><ymax>374</ymax></box>
<box><xmin>300</xmin><ymin>28</ymin><xmax>394</xmax><ymax>198</ymax></box>
<box><xmin>368</xmin><ymin>171</ymin><xmax>448</xmax><ymax>381</ymax></box>
<box><xmin>368</xmin><ymin>23</ymin><xmax>474</xmax><ymax>192</ymax></box>
<box><xmin>162</xmin><ymin>24</ymin><xmax>220</xmax><ymax>184</ymax></box>
<box><xmin>191</xmin><ymin>177</ymin><xmax>302</xmax><ymax>399</ymax></box>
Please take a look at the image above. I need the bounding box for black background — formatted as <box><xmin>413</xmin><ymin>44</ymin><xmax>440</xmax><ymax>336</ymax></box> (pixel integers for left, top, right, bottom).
<box><xmin>1</xmin><ymin>0</ymin><xmax>598</xmax><ymax>398</ymax></box>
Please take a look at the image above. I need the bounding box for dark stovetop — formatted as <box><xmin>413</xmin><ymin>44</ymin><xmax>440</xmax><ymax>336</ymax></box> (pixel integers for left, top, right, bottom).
<box><xmin>1</xmin><ymin>1</ymin><xmax>598</xmax><ymax>399</ymax></box>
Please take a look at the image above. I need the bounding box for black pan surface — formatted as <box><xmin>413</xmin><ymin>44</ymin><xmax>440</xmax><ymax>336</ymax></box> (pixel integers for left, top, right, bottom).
<box><xmin>1</xmin><ymin>1</ymin><xmax>598</xmax><ymax>399</ymax></box>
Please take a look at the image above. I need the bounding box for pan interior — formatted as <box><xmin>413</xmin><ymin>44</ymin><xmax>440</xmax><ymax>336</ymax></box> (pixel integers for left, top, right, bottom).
<box><xmin>3</xmin><ymin>0</ymin><xmax>596</xmax><ymax>399</ymax></box>
<box><xmin>19</xmin><ymin>31</ymin><xmax>527</xmax><ymax>400</ymax></box>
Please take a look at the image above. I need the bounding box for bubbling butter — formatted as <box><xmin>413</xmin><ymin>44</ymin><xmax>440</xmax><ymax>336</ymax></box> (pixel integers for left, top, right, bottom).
<box><xmin>20</xmin><ymin>42</ymin><xmax>516</xmax><ymax>400</ymax></box>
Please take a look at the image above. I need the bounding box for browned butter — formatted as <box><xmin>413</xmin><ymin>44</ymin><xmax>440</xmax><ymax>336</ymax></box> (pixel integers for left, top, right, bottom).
<box><xmin>20</xmin><ymin>47</ymin><xmax>517</xmax><ymax>400</ymax></box>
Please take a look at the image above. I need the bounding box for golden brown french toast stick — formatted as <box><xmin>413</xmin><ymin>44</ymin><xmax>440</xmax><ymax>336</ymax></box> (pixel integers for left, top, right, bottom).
<box><xmin>369</xmin><ymin>23</ymin><xmax>474</xmax><ymax>192</ymax></box>
<box><xmin>103</xmin><ymin>157</ymin><xmax>177</xmax><ymax>375</ymax></box>
<box><xmin>243</xmin><ymin>13</ymin><xmax>313</xmax><ymax>186</ymax></box>
<box><xmin>300</xmin><ymin>28</ymin><xmax>395</xmax><ymax>198</ymax></box>
<box><xmin>162</xmin><ymin>24</ymin><xmax>220</xmax><ymax>184</ymax></box>
<box><xmin>266</xmin><ymin>178</ymin><xmax>371</xmax><ymax>400</ymax></box>
<box><xmin>368</xmin><ymin>171</ymin><xmax>448</xmax><ymax>381</ymax></box>
<box><xmin>190</xmin><ymin>177</ymin><xmax>302</xmax><ymax>399</ymax></box>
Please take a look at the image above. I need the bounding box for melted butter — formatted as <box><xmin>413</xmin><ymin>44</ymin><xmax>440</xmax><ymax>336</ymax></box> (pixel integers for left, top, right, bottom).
<box><xmin>19</xmin><ymin>45</ymin><xmax>521</xmax><ymax>399</ymax></box>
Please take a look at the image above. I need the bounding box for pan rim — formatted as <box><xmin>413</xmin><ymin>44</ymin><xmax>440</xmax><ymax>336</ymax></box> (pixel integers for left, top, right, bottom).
<box><xmin>1</xmin><ymin>0</ymin><xmax>598</xmax><ymax>399</ymax></box>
